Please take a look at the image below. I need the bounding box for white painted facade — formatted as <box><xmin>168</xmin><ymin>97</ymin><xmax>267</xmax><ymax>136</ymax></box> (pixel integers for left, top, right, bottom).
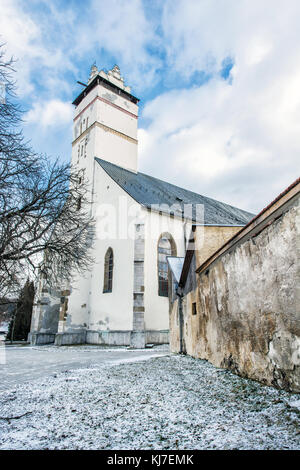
<box><xmin>29</xmin><ymin>65</ymin><xmax>190</xmax><ymax>347</ymax></box>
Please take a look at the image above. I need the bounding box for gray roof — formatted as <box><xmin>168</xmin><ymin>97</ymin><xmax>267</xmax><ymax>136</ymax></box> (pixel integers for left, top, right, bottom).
<box><xmin>95</xmin><ymin>158</ymin><xmax>255</xmax><ymax>225</ymax></box>
<box><xmin>167</xmin><ymin>257</ymin><xmax>185</xmax><ymax>283</ymax></box>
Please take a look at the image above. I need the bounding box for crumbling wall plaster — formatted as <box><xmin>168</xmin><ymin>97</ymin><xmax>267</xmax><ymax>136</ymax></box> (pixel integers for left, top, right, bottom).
<box><xmin>170</xmin><ymin>198</ymin><xmax>300</xmax><ymax>392</ymax></box>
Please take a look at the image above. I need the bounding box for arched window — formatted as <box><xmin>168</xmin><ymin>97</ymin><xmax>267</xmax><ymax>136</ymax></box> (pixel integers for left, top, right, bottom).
<box><xmin>103</xmin><ymin>248</ymin><xmax>113</xmax><ymax>293</ymax></box>
<box><xmin>158</xmin><ymin>233</ymin><xmax>177</xmax><ymax>297</ymax></box>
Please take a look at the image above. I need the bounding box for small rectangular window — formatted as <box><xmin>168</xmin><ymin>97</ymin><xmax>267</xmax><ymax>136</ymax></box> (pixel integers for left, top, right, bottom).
<box><xmin>192</xmin><ymin>302</ymin><xmax>197</xmax><ymax>315</ymax></box>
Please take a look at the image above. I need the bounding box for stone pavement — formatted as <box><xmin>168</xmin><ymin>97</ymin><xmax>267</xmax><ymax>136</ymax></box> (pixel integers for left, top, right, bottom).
<box><xmin>0</xmin><ymin>344</ymin><xmax>169</xmax><ymax>392</ymax></box>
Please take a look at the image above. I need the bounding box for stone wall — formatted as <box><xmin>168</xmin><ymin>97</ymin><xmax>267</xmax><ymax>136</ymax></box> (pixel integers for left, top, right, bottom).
<box><xmin>170</xmin><ymin>190</ymin><xmax>300</xmax><ymax>392</ymax></box>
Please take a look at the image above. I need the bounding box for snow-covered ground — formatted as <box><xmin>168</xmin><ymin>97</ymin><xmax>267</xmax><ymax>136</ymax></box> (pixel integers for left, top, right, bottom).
<box><xmin>0</xmin><ymin>354</ymin><xmax>299</xmax><ymax>450</ymax></box>
<box><xmin>0</xmin><ymin>344</ymin><xmax>169</xmax><ymax>391</ymax></box>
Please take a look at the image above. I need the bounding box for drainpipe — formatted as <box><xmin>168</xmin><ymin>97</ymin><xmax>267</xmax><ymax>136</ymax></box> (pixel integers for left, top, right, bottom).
<box><xmin>176</xmin><ymin>288</ymin><xmax>185</xmax><ymax>354</ymax></box>
<box><xmin>183</xmin><ymin>221</ymin><xmax>187</xmax><ymax>255</ymax></box>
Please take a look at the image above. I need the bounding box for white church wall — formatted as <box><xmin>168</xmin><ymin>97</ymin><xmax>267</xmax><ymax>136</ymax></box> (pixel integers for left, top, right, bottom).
<box><xmin>93</xmin><ymin>127</ymin><xmax>137</xmax><ymax>173</ymax></box>
<box><xmin>96</xmin><ymin>99</ymin><xmax>138</xmax><ymax>139</ymax></box>
<box><xmin>61</xmin><ymin>163</ymin><xmax>138</xmax><ymax>342</ymax></box>
<box><xmin>63</xmin><ymin>272</ymin><xmax>91</xmax><ymax>333</ymax></box>
<box><xmin>73</xmin><ymin>82</ymin><xmax>138</xmax><ymax>138</ymax></box>
<box><xmin>73</xmin><ymin>86</ymin><xmax>99</xmax><ymax>141</ymax></box>
<box><xmin>87</xmin><ymin>162</ymin><xmax>140</xmax><ymax>333</ymax></box>
<box><xmin>97</xmin><ymin>85</ymin><xmax>138</xmax><ymax>118</ymax></box>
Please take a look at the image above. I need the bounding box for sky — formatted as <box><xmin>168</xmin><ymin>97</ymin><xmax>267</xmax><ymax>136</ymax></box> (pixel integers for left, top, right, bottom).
<box><xmin>1</xmin><ymin>0</ymin><xmax>299</xmax><ymax>213</ymax></box>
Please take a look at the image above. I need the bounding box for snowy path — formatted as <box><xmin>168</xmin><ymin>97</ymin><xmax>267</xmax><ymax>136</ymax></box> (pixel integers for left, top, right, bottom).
<box><xmin>0</xmin><ymin>344</ymin><xmax>169</xmax><ymax>391</ymax></box>
<box><xmin>0</xmin><ymin>354</ymin><xmax>299</xmax><ymax>450</ymax></box>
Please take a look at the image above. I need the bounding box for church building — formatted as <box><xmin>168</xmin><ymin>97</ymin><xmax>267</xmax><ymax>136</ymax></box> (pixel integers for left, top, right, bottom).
<box><xmin>29</xmin><ymin>65</ymin><xmax>254</xmax><ymax>348</ymax></box>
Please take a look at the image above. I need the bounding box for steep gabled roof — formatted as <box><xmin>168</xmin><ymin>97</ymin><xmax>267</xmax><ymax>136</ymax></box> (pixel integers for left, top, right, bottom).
<box><xmin>95</xmin><ymin>157</ymin><xmax>255</xmax><ymax>225</ymax></box>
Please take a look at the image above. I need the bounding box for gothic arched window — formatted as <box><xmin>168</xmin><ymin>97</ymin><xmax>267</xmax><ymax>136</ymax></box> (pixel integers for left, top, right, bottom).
<box><xmin>103</xmin><ymin>248</ymin><xmax>113</xmax><ymax>293</ymax></box>
<box><xmin>158</xmin><ymin>233</ymin><xmax>177</xmax><ymax>297</ymax></box>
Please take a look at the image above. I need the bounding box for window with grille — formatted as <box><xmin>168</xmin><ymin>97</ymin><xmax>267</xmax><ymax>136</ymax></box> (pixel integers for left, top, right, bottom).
<box><xmin>103</xmin><ymin>248</ymin><xmax>113</xmax><ymax>293</ymax></box>
<box><xmin>158</xmin><ymin>233</ymin><xmax>176</xmax><ymax>297</ymax></box>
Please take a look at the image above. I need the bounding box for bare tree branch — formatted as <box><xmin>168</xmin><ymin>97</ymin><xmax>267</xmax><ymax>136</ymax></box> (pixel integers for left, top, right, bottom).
<box><xmin>0</xmin><ymin>44</ymin><xmax>95</xmax><ymax>297</ymax></box>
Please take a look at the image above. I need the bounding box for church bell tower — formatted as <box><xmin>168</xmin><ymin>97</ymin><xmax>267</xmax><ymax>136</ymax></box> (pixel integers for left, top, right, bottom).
<box><xmin>71</xmin><ymin>64</ymin><xmax>139</xmax><ymax>178</ymax></box>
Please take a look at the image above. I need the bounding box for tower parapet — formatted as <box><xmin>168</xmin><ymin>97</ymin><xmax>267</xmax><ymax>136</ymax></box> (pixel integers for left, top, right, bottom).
<box><xmin>87</xmin><ymin>64</ymin><xmax>131</xmax><ymax>95</ymax></box>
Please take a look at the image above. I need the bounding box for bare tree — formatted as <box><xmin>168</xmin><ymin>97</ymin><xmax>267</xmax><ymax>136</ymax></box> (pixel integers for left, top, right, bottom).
<box><xmin>0</xmin><ymin>45</ymin><xmax>94</xmax><ymax>298</ymax></box>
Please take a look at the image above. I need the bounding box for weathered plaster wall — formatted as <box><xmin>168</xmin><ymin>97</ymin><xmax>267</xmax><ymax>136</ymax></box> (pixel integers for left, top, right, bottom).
<box><xmin>195</xmin><ymin>225</ymin><xmax>242</xmax><ymax>268</ymax></box>
<box><xmin>170</xmin><ymin>197</ymin><xmax>300</xmax><ymax>392</ymax></box>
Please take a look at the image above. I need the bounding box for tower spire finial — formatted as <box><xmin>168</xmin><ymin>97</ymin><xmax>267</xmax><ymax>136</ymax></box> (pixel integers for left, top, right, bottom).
<box><xmin>88</xmin><ymin>62</ymin><xmax>98</xmax><ymax>84</ymax></box>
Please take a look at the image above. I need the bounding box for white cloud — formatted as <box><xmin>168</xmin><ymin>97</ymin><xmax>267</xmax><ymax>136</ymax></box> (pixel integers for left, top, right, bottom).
<box><xmin>83</xmin><ymin>0</ymin><xmax>162</xmax><ymax>90</ymax></box>
<box><xmin>0</xmin><ymin>0</ymin><xmax>77</xmax><ymax>98</ymax></box>
<box><xmin>0</xmin><ymin>0</ymin><xmax>42</xmax><ymax>95</ymax></box>
<box><xmin>0</xmin><ymin>0</ymin><xmax>161</xmax><ymax>97</ymax></box>
<box><xmin>25</xmin><ymin>99</ymin><xmax>73</xmax><ymax>128</ymax></box>
<box><xmin>138</xmin><ymin>0</ymin><xmax>300</xmax><ymax>213</ymax></box>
